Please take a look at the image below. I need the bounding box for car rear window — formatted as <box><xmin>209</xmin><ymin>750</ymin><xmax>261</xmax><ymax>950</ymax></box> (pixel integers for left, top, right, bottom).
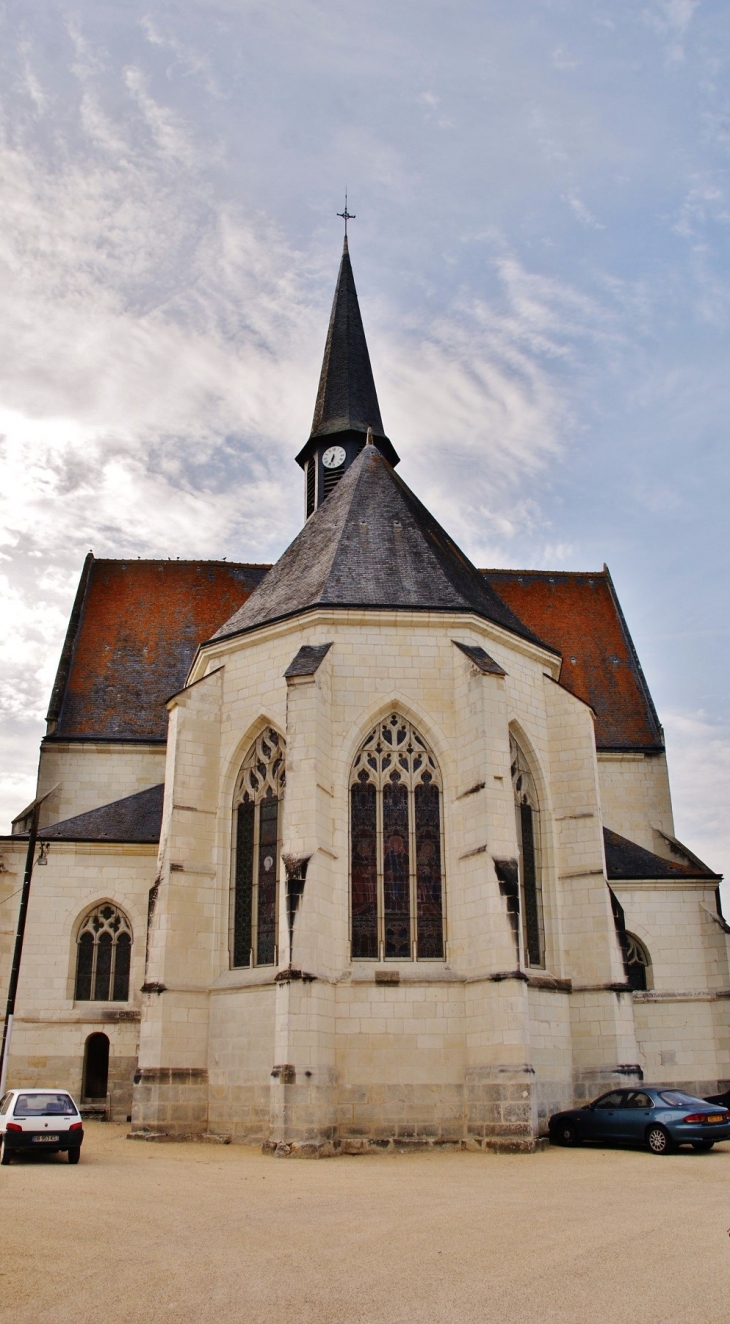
<box><xmin>658</xmin><ymin>1091</ymin><xmax>706</xmax><ymax>1108</ymax></box>
<box><xmin>13</xmin><ymin>1093</ymin><xmax>77</xmax><ymax>1118</ymax></box>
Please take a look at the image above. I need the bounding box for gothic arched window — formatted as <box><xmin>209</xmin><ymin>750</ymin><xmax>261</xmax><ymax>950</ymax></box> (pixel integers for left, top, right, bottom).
<box><xmin>231</xmin><ymin>728</ymin><xmax>285</xmax><ymax>968</ymax></box>
<box><xmin>623</xmin><ymin>932</ymin><xmax>651</xmax><ymax>992</ymax></box>
<box><xmin>74</xmin><ymin>904</ymin><xmax>132</xmax><ymax>1002</ymax></box>
<box><xmin>350</xmin><ymin>714</ymin><xmax>445</xmax><ymax>962</ymax></box>
<box><xmin>510</xmin><ymin>733</ymin><xmax>545</xmax><ymax>969</ymax></box>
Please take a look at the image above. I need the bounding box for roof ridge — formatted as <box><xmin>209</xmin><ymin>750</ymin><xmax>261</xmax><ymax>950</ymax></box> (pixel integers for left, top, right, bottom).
<box><xmin>46</xmin><ymin>551</ymin><xmax>94</xmax><ymax>732</ymax></box>
<box><xmin>601</xmin><ymin>564</ymin><xmax>663</xmax><ymax>747</ymax></box>
<box><xmin>482</xmin><ymin>567</ymin><xmax>607</xmax><ymax>578</ymax></box>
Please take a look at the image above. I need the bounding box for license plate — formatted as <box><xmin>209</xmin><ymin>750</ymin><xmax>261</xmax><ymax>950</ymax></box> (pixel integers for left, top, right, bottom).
<box><xmin>32</xmin><ymin>1135</ymin><xmax>60</xmax><ymax>1143</ymax></box>
<box><xmin>706</xmin><ymin>1115</ymin><xmax>724</xmax><ymax>1124</ymax></box>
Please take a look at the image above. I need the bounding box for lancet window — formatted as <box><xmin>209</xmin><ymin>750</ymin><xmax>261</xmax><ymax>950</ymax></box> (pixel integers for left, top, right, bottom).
<box><xmin>231</xmin><ymin>728</ymin><xmax>285</xmax><ymax>968</ymax></box>
<box><xmin>510</xmin><ymin>733</ymin><xmax>545</xmax><ymax>968</ymax></box>
<box><xmin>623</xmin><ymin>932</ymin><xmax>651</xmax><ymax>992</ymax></box>
<box><xmin>74</xmin><ymin>904</ymin><xmax>132</xmax><ymax>1002</ymax></box>
<box><xmin>350</xmin><ymin>714</ymin><xmax>445</xmax><ymax>961</ymax></box>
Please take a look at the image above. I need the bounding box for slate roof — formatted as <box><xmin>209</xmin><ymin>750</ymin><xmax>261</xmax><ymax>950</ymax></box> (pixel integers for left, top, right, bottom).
<box><xmin>47</xmin><ymin>556</ymin><xmax>268</xmax><ymax>742</ymax></box>
<box><xmin>296</xmin><ymin>238</ymin><xmax>393</xmax><ymax>473</ymax></box>
<box><xmin>38</xmin><ymin>784</ymin><xmax>164</xmax><ymax>843</ymax></box>
<box><xmin>212</xmin><ymin>447</ymin><xmax>551</xmax><ymax>649</ymax></box>
<box><xmin>452</xmin><ymin>641</ymin><xmax>507</xmax><ymax>676</ymax></box>
<box><xmin>46</xmin><ymin>550</ymin><xmax>665</xmax><ymax>753</ymax></box>
<box><xmin>483</xmin><ymin>569</ymin><xmax>663</xmax><ymax>752</ymax></box>
<box><xmin>603</xmin><ymin>827</ymin><xmax>720</xmax><ymax>881</ymax></box>
<box><xmin>284</xmin><ymin>643</ymin><xmax>333</xmax><ymax>678</ymax></box>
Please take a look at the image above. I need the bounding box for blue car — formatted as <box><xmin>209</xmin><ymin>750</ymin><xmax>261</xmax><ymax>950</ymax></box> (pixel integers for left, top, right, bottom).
<box><xmin>549</xmin><ymin>1087</ymin><xmax>730</xmax><ymax>1154</ymax></box>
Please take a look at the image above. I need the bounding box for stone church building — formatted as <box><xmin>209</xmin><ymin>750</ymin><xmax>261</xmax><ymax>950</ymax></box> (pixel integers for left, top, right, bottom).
<box><xmin>2</xmin><ymin>239</ymin><xmax>728</xmax><ymax>1151</ymax></box>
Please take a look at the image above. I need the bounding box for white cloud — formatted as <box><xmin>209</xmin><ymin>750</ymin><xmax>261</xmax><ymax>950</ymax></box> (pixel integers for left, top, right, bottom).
<box><xmin>0</xmin><ymin>0</ymin><xmax>726</xmax><ymax>862</ymax></box>
<box><xmin>663</xmin><ymin>709</ymin><xmax>730</xmax><ymax>908</ymax></box>
<box><xmin>0</xmin><ymin>19</ymin><xmax>607</xmax><ymax>828</ymax></box>
<box><xmin>642</xmin><ymin>0</ymin><xmax>700</xmax><ymax>63</ymax></box>
<box><xmin>565</xmin><ymin>191</ymin><xmax>605</xmax><ymax>231</ymax></box>
<box><xmin>381</xmin><ymin>250</ymin><xmax>617</xmax><ymax>564</ymax></box>
<box><xmin>552</xmin><ymin>47</ymin><xmax>579</xmax><ymax>72</ymax></box>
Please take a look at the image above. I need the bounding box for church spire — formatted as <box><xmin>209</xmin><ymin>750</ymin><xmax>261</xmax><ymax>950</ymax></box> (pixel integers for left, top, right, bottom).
<box><xmin>296</xmin><ymin>232</ymin><xmax>399</xmax><ymax>518</ymax></box>
<box><xmin>310</xmin><ymin>235</ymin><xmax>385</xmax><ymax>443</ymax></box>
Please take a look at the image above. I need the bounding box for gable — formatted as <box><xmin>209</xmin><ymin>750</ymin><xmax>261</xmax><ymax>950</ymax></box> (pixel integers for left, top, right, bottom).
<box><xmin>48</xmin><ymin>556</ymin><xmax>268</xmax><ymax>742</ymax></box>
<box><xmin>482</xmin><ymin>569</ymin><xmax>663</xmax><ymax>752</ymax></box>
<box><xmin>46</xmin><ymin>555</ymin><xmax>663</xmax><ymax>752</ymax></box>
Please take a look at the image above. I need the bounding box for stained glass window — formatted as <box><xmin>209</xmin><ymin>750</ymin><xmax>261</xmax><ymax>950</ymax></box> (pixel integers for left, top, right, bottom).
<box><xmin>113</xmin><ymin>932</ymin><xmax>132</xmax><ymax>1001</ymax></box>
<box><xmin>74</xmin><ymin>904</ymin><xmax>133</xmax><ymax>1002</ymax></box>
<box><xmin>75</xmin><ymin>932</ymin><xmax>94</xmax><ymax>1001</ymax></box>
<box><xmin>510</xmin><ymin>733</ymin><xmax>545</xmax><ymax>968</ymax></box>
<box><xmin>383</xmin><ymin>780</ymin><xmax>410</xmax><ymax>957</ymax></box>
<box><xmin>415</xmin><ymin>778</ymin><xmax>444</xmax><ymax>959</ymax></box>
<box><xmin>233</xmin><ymin>801</ymin><xmax>255</xmax><ymax>967</ymax></box>
<box><xmin>351</xmin><ymin>778</ymin><xmax>378</xmax><ymax>958</ymax></box>
<box><xmin>350</xmin><ymin>714</ymin><xmax>445</xmax><ymax>961</ymax></box>
<box><xmin>231</xmin><ymin>728</ymin><xmax>285</xmax><ymax>968</ymax></box>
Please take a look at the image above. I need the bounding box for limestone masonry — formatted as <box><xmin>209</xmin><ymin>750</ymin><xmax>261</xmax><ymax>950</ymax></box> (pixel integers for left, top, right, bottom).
<box><xmin>1</xmin><ymin>238</ymin><xmax>727</xmax><ymax>1152</ymax></box>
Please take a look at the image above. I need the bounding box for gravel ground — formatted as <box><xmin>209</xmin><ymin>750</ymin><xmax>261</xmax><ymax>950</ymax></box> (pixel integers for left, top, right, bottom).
<box><xmin>2</xmin><ymin>1122</ymin><xmax>730</xmax><ymax>1323</ymax></box>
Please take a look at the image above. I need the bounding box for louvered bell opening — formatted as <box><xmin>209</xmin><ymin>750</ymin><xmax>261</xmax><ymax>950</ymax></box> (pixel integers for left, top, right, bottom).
<box><xmin>306</xmin><ymin>457</ymin><xmax>316</xmax><ymax>518</ymax></box>
<box><xmin>322</xmin><ymin>461</ymin><xmax>345</xmax><ymax>500</ymax></box>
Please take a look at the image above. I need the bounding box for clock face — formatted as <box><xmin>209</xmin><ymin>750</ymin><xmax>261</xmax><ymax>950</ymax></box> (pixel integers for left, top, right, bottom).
<box><xmin>322</xmin><ymin>445</ymin><xmax>346</xmax><ymax>470</ymax></box>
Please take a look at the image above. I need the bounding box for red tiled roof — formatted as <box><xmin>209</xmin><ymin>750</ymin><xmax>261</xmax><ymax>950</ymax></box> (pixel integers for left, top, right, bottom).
<box><xmin>49</xmin><ymin>556</ymin><xmax>268</xmax><ymax>741</ymax></box>
<box><xmin>482</xmin><ymin>568</ymin><xmax>663</xmax><ymax>751</ymax></box>
<box><xmin>47</xmin><ymin>557</ymin><xmax>662</xmax><ymax>752</ymax></box>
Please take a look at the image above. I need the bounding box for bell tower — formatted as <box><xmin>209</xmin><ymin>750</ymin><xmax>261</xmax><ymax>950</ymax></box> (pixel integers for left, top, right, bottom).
<box><xmin>295</xmin><ymin>234</ymin><xmax>399</xmax><ymax>518</ymax></box>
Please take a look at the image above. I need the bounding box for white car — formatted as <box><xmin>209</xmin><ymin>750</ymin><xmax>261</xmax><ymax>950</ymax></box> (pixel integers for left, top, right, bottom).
<box><xmin>0</xmin><ymin>1089</ymin><xmax>84</xmax><ymax>1164</ymax></box>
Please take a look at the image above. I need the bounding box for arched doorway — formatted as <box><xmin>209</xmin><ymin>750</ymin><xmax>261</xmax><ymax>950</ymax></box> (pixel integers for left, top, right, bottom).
<box><xmin>83</xmin><ymin>1032</ymin><xmax>110</xmax><ymax>1100</ymax></box>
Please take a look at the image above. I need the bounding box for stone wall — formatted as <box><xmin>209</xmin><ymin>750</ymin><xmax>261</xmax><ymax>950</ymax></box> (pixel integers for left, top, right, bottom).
<box><xmin>6</xmin><ymin>604</ymin><xmax>730</xmax><ymax>1151</ymax></box>
<box><xmin>597</xmin><ymin>751</ymin><xmax>674</xmax><ymax>855</ymax></box>
<box><xmin>36</xmin><ymin>740</ymin><xmax>166</xmax><ymax>828</ymax></box>
<box><xmin>615</xmin><ymin>878</ymin><xmax>730</xmax><ymax>1092</ymax></box>
<box><xmin>1</xmin><ymin>838</ymin><xmax>153</xmax><ymax>1119</ymax></box>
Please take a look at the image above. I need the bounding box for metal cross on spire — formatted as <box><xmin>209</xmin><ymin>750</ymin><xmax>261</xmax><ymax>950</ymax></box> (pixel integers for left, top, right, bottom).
<box><xmin>337</xmin><ymin>191</ymin><xmax>355</xmax><ymax>237</ymax></box>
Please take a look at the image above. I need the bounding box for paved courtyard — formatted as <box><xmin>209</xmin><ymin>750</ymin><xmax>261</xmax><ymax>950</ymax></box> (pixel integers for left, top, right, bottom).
<box><xmin>2</xmin><ymin>1122</ymin><xmax>730</xmax><ymax>1323</ymax></box>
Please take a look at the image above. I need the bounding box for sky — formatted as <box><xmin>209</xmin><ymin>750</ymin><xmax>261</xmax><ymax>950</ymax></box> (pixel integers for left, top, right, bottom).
<box><xmin>0</xmin><ymin>0</ymin><xmax>728</xmax><ymax>893</ymax></box>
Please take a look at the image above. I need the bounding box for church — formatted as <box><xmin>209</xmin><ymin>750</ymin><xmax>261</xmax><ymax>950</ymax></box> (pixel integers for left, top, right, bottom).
<box><xmin>1</xmin><ymin>238</ymin><xmax>728</xmax><ymax>1153</ymax></box>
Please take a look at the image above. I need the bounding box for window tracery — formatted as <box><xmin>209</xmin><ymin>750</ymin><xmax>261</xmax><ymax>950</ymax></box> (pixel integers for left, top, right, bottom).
<box><xmin>231</xmin><ymin>728</ymin><xmax>285</xmax><ymax>968</ymax></box>
<box><xmin>510</xmin><ymin>733</ymin><xmax>545</xmax><ymax>968</ymax></box>
<box><xmin>623</xmin><ymin>931</ymin><xmax>651</xmax><ymax>992</ymax></box>
<box><xmin>74</xmin><ymin>904</ymin><xmax>132</xmax><ymax>1002</ymax></box>
<box><xmin>350</xmin><ymin>714</ymin><xmax>444</xmax><ymax>961</ymax></box>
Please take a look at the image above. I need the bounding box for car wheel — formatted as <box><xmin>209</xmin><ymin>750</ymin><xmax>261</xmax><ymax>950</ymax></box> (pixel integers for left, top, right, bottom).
<box><xmin>647</xmin><ymin>1125</ymin><xmax>673</xmax><ymax>1154</ymax></box>
<box><xmin>0</xmin><ymin>1139</ymin><xmax>11</xmax><ymax>1165</ymax></box>
<box><xmin>691</xmin><ymin>1141</ymin><xmax>714</xmax><ymax>1152</ymax></box>
<box><xmin>67</xmin><ymin>1148</ymin><xmax>80</xmax><ymax>1165</ymax></box>
<box><xmin>554</xmin><ymin>1121</ymin><xmax>582</xmax><ymax>1147</ymax></box>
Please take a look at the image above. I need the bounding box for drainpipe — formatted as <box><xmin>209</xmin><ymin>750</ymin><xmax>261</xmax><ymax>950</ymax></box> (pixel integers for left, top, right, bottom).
<box><xmin>0</xmin><ymin>785</ymin><xmax>57</xmax><ymax>1095</ymax></box>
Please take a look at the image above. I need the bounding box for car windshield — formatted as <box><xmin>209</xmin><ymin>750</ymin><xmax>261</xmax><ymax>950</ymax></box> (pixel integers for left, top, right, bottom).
<box><xmin>658</xmin><ymin>1091</ymin><xmax>709</xmax><ymax>1108</ymax></box>
<box><xmin>13</xmin><ymin>1093</ymin><xmax>76</xmax><ymax>1118</ymax></box>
